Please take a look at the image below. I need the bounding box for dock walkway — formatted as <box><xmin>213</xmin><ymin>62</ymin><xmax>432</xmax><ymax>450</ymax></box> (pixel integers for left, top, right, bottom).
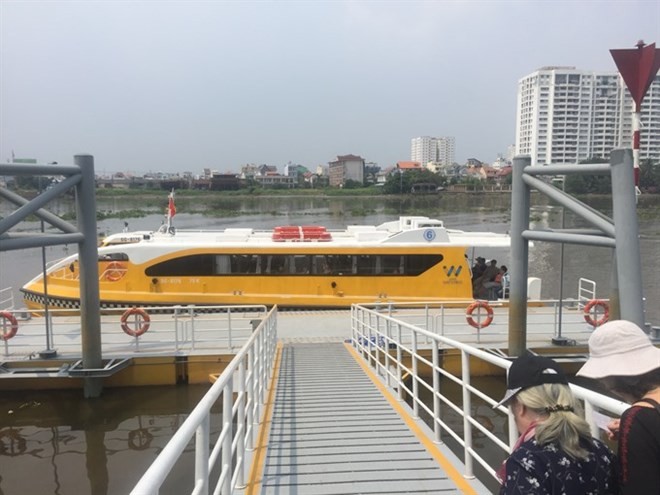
<box><xmin>252</xmin><ymin>342</ymin><xmax>487</xmax><ymax>495</ymax></box>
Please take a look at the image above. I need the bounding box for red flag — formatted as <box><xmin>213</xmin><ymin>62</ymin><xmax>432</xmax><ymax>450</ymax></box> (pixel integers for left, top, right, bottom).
<box><xmin>168</xmin><ymin>191</ymin><xmax>176</xmax><ymax>218</ymax></box>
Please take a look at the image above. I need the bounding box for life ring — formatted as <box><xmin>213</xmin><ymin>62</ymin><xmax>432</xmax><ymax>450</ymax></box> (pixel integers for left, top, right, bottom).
<box><xmin>0</xmin><ymin>311</ymin><xmax>18</xmax><ymax>341</ymax></box>
<box><xmin>120</xmin><ymin>308</ymin><xmax>150</xmax><ymax>337</ymax></box>
<box><xmin>0</xmin><ymin>429</ymin><xmax>27</xmax><ymax>456</ymax></box>
<box><xmin>584</xmin><ymin>299</ymin><xmax>610</xmax><ymax>327</ymax></box>
<box><xmin>105</xmin><ymin>261</ymin><xmax>126</xmax><ymax>282</ymax></box>
<box><xmin>466</xmin><ymin>301</ymin><xmax>494</xmax><ymax>329</ymax></box>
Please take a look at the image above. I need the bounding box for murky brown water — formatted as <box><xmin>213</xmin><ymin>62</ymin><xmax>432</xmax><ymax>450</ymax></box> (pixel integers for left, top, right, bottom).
<box><xmin>0</xmin><ymin>385</ymin><xmax>219</xmax><ymax>494</ymax></box>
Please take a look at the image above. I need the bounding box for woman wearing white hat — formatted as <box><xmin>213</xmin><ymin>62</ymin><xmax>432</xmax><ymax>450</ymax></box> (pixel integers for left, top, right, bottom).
<box><xmin>577</xmin><ymin>319</ymin><xmax>660</xmax><ymax>494</ymax></box>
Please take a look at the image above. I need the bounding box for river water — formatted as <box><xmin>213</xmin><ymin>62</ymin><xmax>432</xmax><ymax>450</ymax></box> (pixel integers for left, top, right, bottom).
<box><xmin>2</xmin><ymin>193</ymin><xmax>658</xmax><ymax>322</ymax></box>
<box><xmin>0</xmin><ymin>193</ymin><xmax>658</xmax><ymax>494</ymax></box>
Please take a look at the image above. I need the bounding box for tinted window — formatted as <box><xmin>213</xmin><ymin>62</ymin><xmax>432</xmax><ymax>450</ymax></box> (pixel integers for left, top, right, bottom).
<box><xmin>145</xmin><ymin>253</ymin><xmax>444</xmax><ymax>276</ymax></box>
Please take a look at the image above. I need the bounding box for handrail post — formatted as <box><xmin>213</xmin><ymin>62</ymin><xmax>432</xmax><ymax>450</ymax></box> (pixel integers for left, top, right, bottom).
<box><xmin>396</xmin><ymin>322</ymin><xmax>403</xmax><ymax>402</ymax></box>
<box><xmin>227</xmin><ymin>307</ymin><xmax>233</xmax><ymax>349</ymax></box>
<box><xmin>221</xmin><ymin>380</ymin><xmax>233</xmax><ymax>495</ymax></box>
<box><xmin>385</xmin><ymin>312</ymin><xmax>392</xmax><ymax>387</ymax></box>
<box><xmin>246</xmin><ymin>346</ymin><xmax>255</xmax><ymax>450</ymax></box>
<box><xmin>188</xmin><ymin>305</ymin><xmax>196</xmax><ymax>350</ymax></box>
<box><xmin>195</xmin><ymin>415</ymin><xmax>210</xmax><ymax>495</ymax></box>
<box><xmin>461</xmin><ymin>350</ymin><xmax>474</xmax><ymax>478</ymax></box>
<box><xmin>236</xmin><ymin>359</ymin><xmax>246</xmax><ymax>488</ymax></box>
<box><xmin>432</xmin><ymin>339</ymin><xmax>442</xmax><ymax>444</ymax></box>
<box><xmin>173</xmin><ymin>306</ymin><xmax>181</xmax><ymax>351</ymax></box>
<box><xmin>411</xmin><ymin>329</ymin><xmax>419</xmax><ymax>418</ymax></box>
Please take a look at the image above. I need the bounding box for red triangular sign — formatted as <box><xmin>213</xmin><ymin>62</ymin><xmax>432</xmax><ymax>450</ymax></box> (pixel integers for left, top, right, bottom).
<box><xmin>611</xmin><ymin>43</ymin><xmax>660</xmax><ymax>110</ymax></box>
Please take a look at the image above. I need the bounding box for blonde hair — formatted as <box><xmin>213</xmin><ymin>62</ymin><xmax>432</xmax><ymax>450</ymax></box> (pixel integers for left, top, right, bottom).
<box><xmin>515</xmin><ymin>383</ymin><xmax>592</xmax><ymax>460</ymax></box>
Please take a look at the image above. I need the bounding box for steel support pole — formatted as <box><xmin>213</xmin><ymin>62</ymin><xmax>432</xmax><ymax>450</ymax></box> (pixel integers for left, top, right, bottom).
<box><xmin>76</xmin><ymin>154</ymin><xmax>103</xmax><ymax>397</ymax></box>
<box><xmin>609</xmin><ymin>149</ymin><xmax>645</xmax><ymax>328</ymax></box>
<box><xmin>509</xmin><ymin>156</ymin><xmax>531</xmax><ymax>356</ymax></box>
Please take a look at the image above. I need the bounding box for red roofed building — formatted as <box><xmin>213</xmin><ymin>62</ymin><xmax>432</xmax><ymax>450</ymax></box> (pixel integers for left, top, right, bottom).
<box><xmin>396</xmin><ymin>161</ymin><xmax>422</xmax><ymax>171</ymax></box>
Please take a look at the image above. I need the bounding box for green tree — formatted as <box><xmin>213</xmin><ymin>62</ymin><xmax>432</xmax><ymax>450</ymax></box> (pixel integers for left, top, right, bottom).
<box><xmin>640</xmin><ymin>159</ymin><xmax>660</xmax><ymax>192</ymax></box>
<box><xmin>564</xmin><ymin>157</ymin><xmax>611</xmax><ymax>194</ymax></box>
<box><xmin>343</xmin><ymin>179</ymin><xmax>363</xmax><ymax>189</ymax></box>
<box><xmin>382</xmin><ymin>169</ymin><xmax>443</xmax><ymax>194</ymax></box>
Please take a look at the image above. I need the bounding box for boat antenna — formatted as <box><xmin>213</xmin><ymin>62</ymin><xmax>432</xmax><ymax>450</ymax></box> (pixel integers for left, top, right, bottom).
<box><xmin>166</xmin><ymin>189</ymin><xmax>176</xmax><ymax>234</ymax></box>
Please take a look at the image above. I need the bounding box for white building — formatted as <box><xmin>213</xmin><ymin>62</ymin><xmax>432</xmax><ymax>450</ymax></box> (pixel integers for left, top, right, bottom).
<box><xmin>411</xmin><ymin>136</ymin><xmax>455</xmax><ymax>167</ymax></box>
<box><xmin>516</xmin><ymin>67</ymin><xmax>660</xmax><ymax>166</ymax></box>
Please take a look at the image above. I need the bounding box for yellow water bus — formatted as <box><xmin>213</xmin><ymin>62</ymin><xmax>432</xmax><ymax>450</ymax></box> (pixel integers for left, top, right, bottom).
<box><xmin>21</xmin><ymin>217</ymin><xmax>510</xmax><ymax>310</ymax></box>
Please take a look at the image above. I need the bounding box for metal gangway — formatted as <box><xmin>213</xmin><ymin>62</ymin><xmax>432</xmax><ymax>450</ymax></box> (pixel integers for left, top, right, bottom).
<box><xmin>130</xmin><ymin>304</ymin><xmax>629</xmax><ymax>495</ymax></box>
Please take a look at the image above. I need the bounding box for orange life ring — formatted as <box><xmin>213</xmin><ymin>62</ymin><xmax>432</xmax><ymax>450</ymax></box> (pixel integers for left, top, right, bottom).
<box><xmin>105</xmin><ymin>261</ymin><xmax>126</xmax><ymax>282</ymax></box>
<box><xmin>0</xmin><ymin>312</ymin><xmax>18</xmax><ymax>341</ymax></box>
<box><xmin>583</xmin><ymin>299</ymin><xmax>610</xmax><ymax>327</ymax></box>
<box><xmin>120</xmin><ymin>308</ymin><xmax>150</xmax><ymax>337</ymax></box>
<box><xmin>466</xmin><ymin>301</ymin><xmax>494</xmax><ymax>329</ymax></box>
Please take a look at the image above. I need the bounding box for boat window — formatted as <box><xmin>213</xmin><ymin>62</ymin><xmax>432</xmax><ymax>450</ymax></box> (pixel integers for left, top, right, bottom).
<box><xmin>231</xmin><ymin>255</ymin><xmax>258</xmax><ymax>274</ymax></box>
<box><xmin>404</xmin><ymin>254</ymin><xmax>444</xmax><ymax>276</ymax></box>
<box><xmin>98</xmin><ymin>252</ymin><xmax>129</xmax><ymax>262</ymax></box>
<box><xmin>381</xmin><ymin>255</ymin><xmax>403</xmax><ymax>274</ymax></box>
<box><xmin>146</xmin><ymin>254</ymin><xmax>215</xmax><ymax>276</ymax></box>
<box><xmin>214</xmin><ymin>255</ymin><xmax>231</xmax><ymax>275</ymax></box>
<box><xmin>145</xmin><ymin>253</ymin><xmax>444</xmax><ymax>277</ymax></box>
<box><xmin>292</xmin><ymin>255</ymin><xmax>311</xmax><ymax>274</ymax></box>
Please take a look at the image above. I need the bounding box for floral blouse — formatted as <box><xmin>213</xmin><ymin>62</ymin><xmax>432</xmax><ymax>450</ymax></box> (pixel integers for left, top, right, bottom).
<box><xmin>500</xmin><ymin>437</ymin><xmax>618</xmax><ymax>495</ymax></box>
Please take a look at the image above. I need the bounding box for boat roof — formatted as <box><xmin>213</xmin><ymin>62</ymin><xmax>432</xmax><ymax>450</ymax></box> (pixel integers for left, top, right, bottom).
<box><xmin>99</xmin><ymin>216</ymin><xmax>510</xmax><ymax>251</ymax></box>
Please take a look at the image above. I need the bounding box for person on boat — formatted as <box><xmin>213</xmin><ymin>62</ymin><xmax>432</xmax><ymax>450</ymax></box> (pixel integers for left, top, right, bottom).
<box><xmin>474</xmin><ymin>259</ymin><xmax>499</xmax><ymax>298</ymax></box>
<box><xmin>496</xmin><ymin>265</ymin><xmax>509</xmax><ymax>299</ymax></box>
<box><xmin>495</xmin><ymin>351</ymin><xmax>618</xmax><ymax>494</ymax></box>
<box><xmin>577</xmin><ymin>319</ymin><xmax>660</xmax><ymax>494</ymax></box>
<box><xmin>471</xmin><ymin>257</ymin><xmax>486</xmax><ymax>281</ymax></box>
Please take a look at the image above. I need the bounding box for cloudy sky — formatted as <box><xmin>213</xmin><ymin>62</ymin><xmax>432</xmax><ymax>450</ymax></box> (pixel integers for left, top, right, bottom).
<box><xmin>1</xmin><ymin>1</ymin><xmax>658</xmax><ymax>174</ymax></box>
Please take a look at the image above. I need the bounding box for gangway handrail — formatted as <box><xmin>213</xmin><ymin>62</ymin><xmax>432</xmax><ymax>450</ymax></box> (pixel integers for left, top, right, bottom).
<box><xmin>130</xmin><ymin>306</ymin><xmax>278</xmax><ymax>495</ymax></box>
<box><xmin>350</xmin><ymin>304</ymin><xmax>629</xmax><ymax>484</ymax></box>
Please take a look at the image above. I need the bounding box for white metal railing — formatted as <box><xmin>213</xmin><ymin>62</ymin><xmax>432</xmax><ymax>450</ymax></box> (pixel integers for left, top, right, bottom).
<box><xmin>0</xmin><ymin>286</ymin><xmax>15</xmax><ymax>310</ymax></box>
<box><xmin>350</xmin><ymin>304</ymin><xmax>628</xmax><ymax>483</ymax></box>
<box><xmin>1</xmin><ymin>305</ymin><xmax>269</xmax><ymax>357</ymax></box>
<box><xmin>577</xmin><ymin>278</ymin><xmax>597</xmax><ymax>309</ymax></box>
<box><xmin>131</xmin><ymin>306</ymin><xmax>278</xmax><ymax>495</ymax></box>
<box><xmin>359</xmin><ymin>299</ymin><xmax>600</xmax><ymax>346</ymax></box>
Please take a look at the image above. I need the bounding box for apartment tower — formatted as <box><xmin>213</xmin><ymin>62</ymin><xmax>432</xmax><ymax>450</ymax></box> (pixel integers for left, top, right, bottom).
<box><xmin>411</xmin><ymin>136</ymin><xmax>455</xmax><ymax>167</ymax></box>
<box><xmin>516</xmin><ymin>67</ymin><xmax>660</xmax><ymax>166</ymax></box>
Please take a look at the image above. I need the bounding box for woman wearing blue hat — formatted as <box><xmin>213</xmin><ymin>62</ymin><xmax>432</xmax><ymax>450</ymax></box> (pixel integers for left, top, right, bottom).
<box><xmin>496</xmin><ymin>351</ymin><xmax>618</xmax><ymax>494</ymax></box>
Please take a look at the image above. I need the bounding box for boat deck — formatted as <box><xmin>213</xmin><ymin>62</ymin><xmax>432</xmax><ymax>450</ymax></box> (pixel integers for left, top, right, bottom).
<box><xmin>0</xmin><ymin>304</ymin><xmax>598</xmax><ymax>366</ymax></box>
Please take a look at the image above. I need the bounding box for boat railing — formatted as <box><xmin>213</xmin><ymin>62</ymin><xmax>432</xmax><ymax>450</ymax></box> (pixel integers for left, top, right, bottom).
<box><xmin>0</xmin><ymin>286</ymin><xmax>15</xmax><ymax>311</ymax></box>
<box><xmin>1</xmin><ymin>305</ymin><xmax>269</xmax><ymax>357</ymax></box>
<box><xmin>131</xmin><ymin>306</ymin><xmax>278</xmax><ymax>495</ymax></box>
<box><xmin>363</xmin><ymin>298</ymin><xmax>604</xmax><ymax>346</ymax></box>
<box><xmin>577</xmin><ymin>277</ymin><xmax>597</xmax><ymax>309</ymax></box>
<box><xmin>350</xmin><ymin>303</ymin><xmax>629</xmax><ymax>484</ymax></box>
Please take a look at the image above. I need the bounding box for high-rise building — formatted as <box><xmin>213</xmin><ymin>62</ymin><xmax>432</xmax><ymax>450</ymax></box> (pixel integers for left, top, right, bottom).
<box><xmin>516</xmin><ymin>67</ymin><xmax>660</xmax><ymax>166</ymax></box>
<box><xmin>411</xmin><ymin>136</ymin><xmax>455</xmax><ymax>167</ymax></box>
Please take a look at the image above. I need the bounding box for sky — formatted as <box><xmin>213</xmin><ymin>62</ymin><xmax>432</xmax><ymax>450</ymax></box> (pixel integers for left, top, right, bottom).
<box><xmin>1</xmin><ymin>1</ymin><xmax>659</xmax><ymax>175</ymax></box>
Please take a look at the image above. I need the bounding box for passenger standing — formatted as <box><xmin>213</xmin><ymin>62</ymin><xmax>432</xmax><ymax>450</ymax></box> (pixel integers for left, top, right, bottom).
<box><xmin>577</xmin><ymin>320</ymin><xmax>660</xmax><ymax>494</ymax></box>
<box><xmin>476</xmin><ymin>259</ymin><xmax>499</xmax><ymax>298</ymax></box>
<box><xmin>495</xmin><ymin>352</ymin><xmax>618</xmax><ymax>494</ymax></box>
